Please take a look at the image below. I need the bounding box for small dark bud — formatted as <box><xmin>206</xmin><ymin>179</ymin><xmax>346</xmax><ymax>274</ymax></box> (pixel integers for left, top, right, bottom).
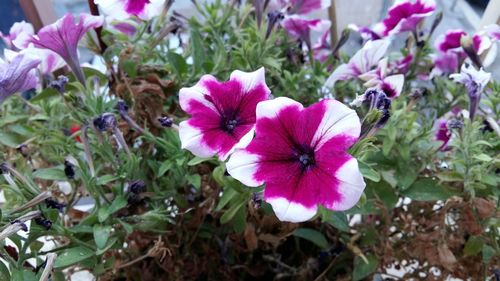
<box><xmin>45</xmin><ymin>198</ymin><xmax>66</xmax><ymax>212</ymax></box>
<box><xmin>35</xmin><ymin>217</ymin><xmax>52</xmax><ymax>230</ymax></box>
<box><xmin>128</xmin><ymin>180</ymin><xmax>146</xmax><ymax>194</ymax></box>
<box><xmin>158</xmin><ymin>116</ymin><xmax>174</xmax><ymax>127</ymax></box>
<box><xmin>266</xmin><ymin>11</ymin><xmax>284</xmax><ymax>39</ymax></box>
<box><xmin>49</xmin><ymin>75</ymin><xmax>69</xmax><ymax>94</ymax></box>
<box><xmin>16</xmin><ymin>144</ymin><xmax>30</xmax><ymax>158</ymax></box>
<box><xmin>448</xmin><ymin>119</ymin><xmax>464</xmax><ymax>130</ymax></box>
<box><xmin>0</xmin><ymin>163</ymin><xmax>9</xmax><ymax>174</ymax></box>
<box><xmin>409</xmin><ymin>88</ymin><xmax>425</xmax><ymax>99</ymax></box>
<box><xmin>64</xmin><ymin>160</ymin><xmax>76</xmax><ymax>180</ymax></box>
<box><xmin>11</xmin><ymin>220</ymin><xmax>28</xmax><ymax>232</ymax></box>
<box><xmin>115</xmin><ymin>100</ymin><xmax>129</xmax><ymax>113</ymax></box>
<box><xmin>93</xmin><ymin>113</ymin><xmax>117</xmax><ymax>132</ymax></box>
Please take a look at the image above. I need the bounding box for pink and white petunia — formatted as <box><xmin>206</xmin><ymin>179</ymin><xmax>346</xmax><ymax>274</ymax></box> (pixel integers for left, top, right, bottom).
<box><xmin>271</xmin><ymin>0</ymin><xmax>331</xmax><ymax>15</ymax></box>
<box><xmin>30</xmin><ymin>13</ymin><xmax>104</xmax><ymax>84</ymax></box>
<box><xmin>434</xmin><ymin>119</ymin><xmax>451</xmax><ymax>151</ymax></box>
<box><xmin>94</xmin><ymin>0</ymin><xmax>165</xmax><ymax>21</ymax></box>
<box><xmin>0</xmin><ymin>53</ymin><xmax>41</xmax><ymax>104</ymax></box>
<box><xmin>227</xmin><ymin>97</ymin><xmax>366</xmax><ymax>222</ymax></box>
<box><xmin>179</xmin><ymin>67</ymin><xmax>271</xmax><ymax>161</ymax></box>
<box><xmin>348</xmin><ymin>24</ymin><xmax>381</xmax><ymax>41</ymax></box>
<box><xmin>312</xmin><ymin>31</ymin><xmax>331</xmax><ymax>62</ymax></box>
<box><xmin>360</xmin><ymin>58</ymin><xmax>404</xmax><ymax>98</ymax></box>
<box><xmin>0</xmin><ymin>21</ymin><xmax>34</xmax><ymax>50</ymax></box>
<box><xmin>435</xmin><ymin>29</ymin><xmax>467</xmax><ymax>53</ymax></box>
<box><xmin>380</xmin><ymin>0</ymin><xmax>436</xmax><ymax>36</ymax></box>
<box><xmin>483</xmin><ymin>24</ymin><xmax>500</xmax><ymax>41</ymax></box>
<box><xmin>281</xmin><ymin>15</ymin><xmax>331</xmax><ymax>49</ymax></box>
<box><xmin>324</xmin><ymin>39</ymin><xmax>390</xmax><ymax>88</ymax></box>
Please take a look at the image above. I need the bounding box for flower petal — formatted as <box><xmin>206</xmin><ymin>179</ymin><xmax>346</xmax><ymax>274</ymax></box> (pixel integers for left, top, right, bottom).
<box><xmin>266</xmin><ymin>197</ymin><xmax>317</xmax><ymax>222</ymax></box>
<box><xmin>311</xmin><ymin>99</ymin><xmax>361</xmax><ymax>151</ymax></box>
<box><xmin>326</xmin><ymin>158</ymin><xmax>365</xmax><ymax>210</ymax></box>
<box><xmin>381</xmin><ymin>74</ymin><xmax>404</xmax><ymax>98</ymax></box>
<box><xmin>226</xmin><ymin>149</ymin><xmax>263</xmax><ymax>187</ymax></box>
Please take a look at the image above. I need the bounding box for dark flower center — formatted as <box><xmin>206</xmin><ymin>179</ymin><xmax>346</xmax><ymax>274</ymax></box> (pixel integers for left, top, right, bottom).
<box><xmin>221</xmin><ymin>118</ymin><xmax>239</xmax><ymax>133</ymax></box>
<box><xmin>295</xmin><ymin>145</ymin><xmax>315</xmax><ymax>170</ymax></box>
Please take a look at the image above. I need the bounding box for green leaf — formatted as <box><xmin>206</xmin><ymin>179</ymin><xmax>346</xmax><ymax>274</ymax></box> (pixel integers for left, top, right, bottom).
<box><xmin>473</xmin><ymin>154</ymin><xmax>492</xmax><ymax>162</ymax></box>
<box><xmin>54</xmin><ymin>246</ymin><xmax>95</xmax><ymax>268</ymax></box>
<box><xmin>352</xmin><ymin>254</ymin><xmax>379</xmax><ymax>281</ymax></box>
<box><xmin>359</xmin><ymin>161</ymin><xmax>380</xmax><ymax>182</ymax></box>
<box><xmin>122</xmin><ymin>60</ymin><xmax>137</xmax><ymax>78</ymax></box>
<box><xmin>437</xmin><ymin>171</ymin><xmax>464</xmax><ymax>182</ymax></box>
<box><xmin>11</xmin><ymin>270</ymin><xmax>37</xmax><ymax>281</ymax></box>
<box><xmin>158</xmin><ymin>160</ymin><xmax>172</xmax><ymax>177</ymax></box>
<box><xmin>0</xmin><ymin>131</ymin><xmax>26</xmax><ymax>148</ymax></box>
<box><xmin>186</xmin><ymin>174</ymin><xmax>201</xmax><ymax>190</ymax></box>
<box><xmin>190</xmin><ymin>28</ymin><xmax>205</xmax><ymax>74</ymax></box>
<box><xmin>187</xmin><ymin>156</ymin><xmax>211</xmax><ymax>166</ymax></box>
<box><xmin>482</xmin><ymin>244</ymin><xmax>495</xmax><ymax>264</ymax></box>
<box><xmin>0</xmin><ymin>258</ymin><xmax>10</xmax><ymax>281</ymax></box>
<box><xmin>167</xmin><ymin>52</ymin><xmax>188</xmax><ymax>77</ymax></box>
<box><xmin>96</xmin><ymin>175</ymin><xmax>118</xmax><ymax>185</ymax></box>
<box><xmin>32</xmin><ymin>167</ymin><xmax>67</xmax><ymax>181</ymax></box>
<box><xmin>30</xmin><ymin>88</ymin><xmax>59</xmax><ymax>103</ymax></box>
<box><xmin>216</xmin><ymin>186</ymin><xmax>238</xmax><ymax>211</ymax></box>
<box><xmin>108</xmin><ymin>196</ymin><xmax>128</xmax><ymax>215</ymax></box>
<box><xmin>463</xmin><ymin>236</ymin><xmax>483</xmax><ymax>256</ymax></box>
<box><xmin>327</xmin><ymin>212</ymin><xmax>350</xmax><ymax>232</ymax></box>
<box><xmin>93</xmin><ymin>225</ymin><xmax>112</xmax><ymax>249</ymax></box>
<box><xmin>220</xmin><ymin>194</ymin><xmax>248</xmax><ymax>224</ymax></box>
<box><xmin>367</xmin><ymin>180</ymin><xmax>398</xmax><ymax>208</ymax></box>
<box><xmin>401</xmin><ymin>178</ymin><xmax>455</xmax><ymax>201</ymax></box>
<box><xmin>293</xmin><ymin>228</ymin><xmax>328</xmax><ymax>249</ymax></box>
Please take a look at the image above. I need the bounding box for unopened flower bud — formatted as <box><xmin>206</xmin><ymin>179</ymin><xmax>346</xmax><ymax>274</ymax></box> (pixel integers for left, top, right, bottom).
<box><xmin>93</xmin><ymin>113</ymin><xmax>117</xmax><ymax>132</ymax></box>
<box><xmin>158</xmin><ymin>116</ymin><xmax>174</xmax><ymax>127</ymax></box>
<box><xmin>128</xmin><ymin>180</ymin><xmax>146</xmax><ymax>194</ymax></box>
<box><xmin>447</xmin><ymin>119</ymin><xmax>463</xmax><ymax>130</ymax></box>
<box><xmin>45</xmin><ymin>198</ymin><xmax>66</xmax><ymax>212</ymax></box>
<box><xmin>49</xmin><ymin>75</ymin><xmax>69</xmax><ymax>94</ymax></box>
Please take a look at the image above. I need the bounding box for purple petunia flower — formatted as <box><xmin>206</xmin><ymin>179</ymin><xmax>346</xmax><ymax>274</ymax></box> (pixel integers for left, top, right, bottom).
<box><xmin>4</xmin><ymin>49</ymin><xmax>65</xmax><ymax>76</ymax></box>
<box><xmin>30</xmin><ymin>13</ymin><xmax>104</xmax><ymax>85</ymax></box>
<box><xmin>94</xmin><ymin>0</ymin><xmax>165</xmax><ymax>20</ymax></box>
<box><xmin>0</xmin><ymin>21</ymin><xmax>34</xmax><ymax>50</ymax></box>
<box><xmin>324</xmin><ymin>39</ymin><xmax>390</xmax><ymax>88</ymax></box>
<box><xmin>179</xmin><ymin>68</ymin><xmax>271</xmax><ymax>161</ymax></box>
<box><xmin>380</xmin><ymin>0</ymin><xmax>436</xmax><ymax>36</ymax></box>
<box><xmin>0</xmin><ymin>53</ymin><xmax>41</xmax><ymax>104</ymax></box>
<box><xmin>281</xmin><ymin>15</ymin><xmax>331</xmax><ymax>50</ymax></box>
<box><xmin>227</xmin><ymin>97</ymin><xmax>365</xmax><ymax>222</ymax></box>
<box><xmin>450</xmin><ymin>63</ymin><xmax>491</xmax><ymax>121</ymax></box>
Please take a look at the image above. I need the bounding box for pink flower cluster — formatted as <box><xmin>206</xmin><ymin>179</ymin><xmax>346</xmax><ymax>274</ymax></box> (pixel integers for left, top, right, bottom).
<box><xmin>273</xmin><ymin>0</ymin><xmax>332</xmax><ymax>61</ymax></box>
<box><xmin>179</xmin><ymin>68</ymin><xmax>366</xmax><ymax>222</ymax></box>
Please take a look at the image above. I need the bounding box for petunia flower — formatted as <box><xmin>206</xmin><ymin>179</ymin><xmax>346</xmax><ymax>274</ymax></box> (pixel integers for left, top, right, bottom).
<box><xmin>0</xmin><ymin>21</ymin><xmax>34</xmax><ymax>50</ymax></box>
<box><xmin>4</xmin><ymin>48</ymin><xmax>65</xmax><ymax>76</ymax></box>
<box><xmin>227</xmin><ymin>97</ymin><xmax>365</xmax><ymax>222</ymax></box>
<box><xmin>0</xmin><ymin>53</ymin><xmax>41</xmax><ymax>105</ymax></box>
<box><xmin>179</xmin><ymin>68</ymin><xmax>271</xmax><ymax>161</ymax></box>
<box><xmin>379</xmin><ymin>0</ymin><xmax>436</xmax><ymax>37</ymax></box>
<box><xmin>94</xmin><ymin>0</ymin><xmax>165</xmax><ymax>21</ymax></box>
<box><xmin>483</xmin><ymin>24</ymin><xmax>500</xmax><ymax>41</ymax></box>
<box><xmin>434</xmin><ymin>119</ymin><xmax>451</xmax><ymax>151</ymax></box>
<box><xmin>360</xmin><ymin>58</ymin><xmax>405</xmax><ymax>99</ymax></box>
<box><xmin>348</xmin><ymin>24</ymin><xmax>381</xmax><ymax>41</ymax></box>
<box><xmin>270</xmin><ymin>0</ymin><xmax>331</xmax><ymax>15</ymax></box>
<box><xmin>281</xmin><ymin>15</ymin><xmax>331</xmax><ymax>50</ymax></box>
<box><xmin>312</xmin><ymin>31</ymin><xmax>331</xmax><ymax>62</ymax></box>
<box><xmin>324</xmin><ymin>39</ymin><xmax>390</xmax><ymax>88</ymax></box>
<box><xmin>393</xmin><ymin>54</ymin><xmax>413</xmax><ymax>74</ymax></box>
<box><xmin>30</xmin><ymin>13</ymin><xmax>104</xmax><ymax>85</ymax></box>
<box><xmin>450</xmin><ymin>63</ymin><xmax>491</xmax><ymax>121</ymax></box>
